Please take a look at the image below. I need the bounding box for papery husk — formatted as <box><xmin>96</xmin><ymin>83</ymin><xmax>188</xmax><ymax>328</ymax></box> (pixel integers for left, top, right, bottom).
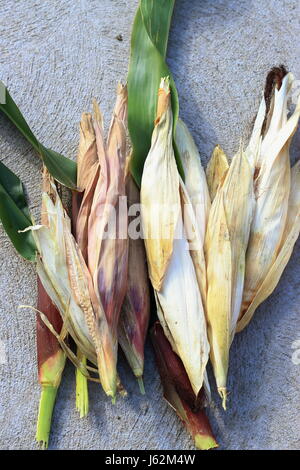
<box><xmin>175</xmin><ymin>118</ymin><xmax>210</xmax><ymax>307</ymax></box>
<box><xmin>241</xmin><ymin>72</ymin><xmax>300</xmax><ymax>316</ymax></box>
<box><xmin>156</xmin><ymin>222</ymin><xmax>209</xmax><ymax>397</ymax></box>
<box><xmin>141</xmin><ymin>78</ymin><xmax>180</xmax><ymax>291</ymax></box>
<box><xmin>205</xmin><ymin>149</ymin><xmax>254</xmax><ymax>407</ymax></box>
<box><xmin>77</xmin><ymin>113</ymin><xmax>98</xmax><ymax>192</ymax></box>
<box><xmin>87</xmin><ymin>85</ymin><xmax>128</xmax><ymax>345</ymax></box>
<box><xmin>75</xmin><ymin>112</ymin><xmax>100</xmax><ymax>262</ymax></box>
<box><xmin>151</xmin><ymin>322</ymin><xmax>218</xmax><ymax>451</ymax></box>
<box><xmin>141</xmin><ymin>78</ymin><xmax>209</xmax><ymax>397</ymax></box>
<box><xmin>237</xmin><ymin>159</ymin><xmax>300</xmax><ymax>332</ymax></box>
<box><xmin>175</xmin><ymin>118</ymin><xmax>211</xmax><ymax>243</ymax></box>
<box><xmin>118</xmin><ymin>174</ymin><xmax>150</xmax><ymax>382</ymax></box>
<box><xmin>28</xmin><ymin>178</ymin><xmax>117</xmax><ymax>399</ymax></box>
<box><xmin>206</xmin><ymin>145</ymin><xmax>229</xmax><ymax>202</ymax></box>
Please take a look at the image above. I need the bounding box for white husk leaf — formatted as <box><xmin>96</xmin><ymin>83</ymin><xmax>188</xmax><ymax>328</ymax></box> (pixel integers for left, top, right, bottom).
<box><xmin>241</xmin><ymin>74</ymin><xmax>300</xmax><ymax>315</ymax></box>
<box><xmin>142</xmin><ymin>78</ymin><xmax>210</xmax><ymax>397</ymax></box>
<box><xmin>237</xmin><ymin>159</ymin><xmax>300</xmax><ymax>332</ymax></box>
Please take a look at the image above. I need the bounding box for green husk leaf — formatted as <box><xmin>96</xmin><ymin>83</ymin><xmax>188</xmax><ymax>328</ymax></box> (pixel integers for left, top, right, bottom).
<box><xmin>128</xmin><ymin>0</ymin><xmax>183</xmax><ymax>186</ymax></box>
<box><xmin>0</xmin><ymin>86</ymin><xmax>77</xmax><ymax>189</ymax></box>
<box><xmin>0</xmin><ymin>161</ymin><xmax>36</xmax><ymax>261</ymax></box>
<box><xmin>0</xmin><ymin>160</ymin><xmax>31</xmax><ymax>220</ymax></box>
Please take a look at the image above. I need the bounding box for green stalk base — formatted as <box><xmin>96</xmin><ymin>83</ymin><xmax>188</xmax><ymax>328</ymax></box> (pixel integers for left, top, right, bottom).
<box><xmin>76</xmin><ymin>367</ymin><xmax>89</xmax><ymax>418</ymax></box>
<box><xmin>36</xmin><ymin>385</ymin><xmax>58</xmax><ymax>449</ymax></box>
<box><xmin>195</xmin><ymin>434</ymin><xmax>218</xmax><ymax>450</ymax></box>
<box><xmin>137</xmin><ymin>377</ymin><xmax>145</xmax><ymax>395</ymax></box>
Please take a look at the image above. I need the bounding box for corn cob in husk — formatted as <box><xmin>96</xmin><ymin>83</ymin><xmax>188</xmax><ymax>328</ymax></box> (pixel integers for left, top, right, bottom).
<box><xmin>87</xmin><ymin>85</ymin><xmax>128</xmax><ymax>352</ymax></box>
<box><xmin>73</xmin><ymin>112</ymin><xmax>99</xmax><ymax>417</ymax></box>
<box><xmin>35</xmin><ymin>169</ymin><xmax>66</xmax><ymax>449</ymax></box>
<box><xmin>118</xmin><ymin>173</ymin><xmax>150</xmax><ymax>389</ymax></box>
<box><xmin>141</xmin><ymin>78</ymin><xmax>210</xmax><ymax>398</ymax></box>
<box><xmin>25</xmin><ymin>173</ymin><xmax>117</xmax><ymax>400</ymax></box>
<box><xmin>205</xmin><ymin>148</ymin><xmax>255</xmax><ymax>408</ymax></box>
<box><xmin>237</xmin><ymin>68</ymin><xmax>300</xmax><ymax>330</ymax></box>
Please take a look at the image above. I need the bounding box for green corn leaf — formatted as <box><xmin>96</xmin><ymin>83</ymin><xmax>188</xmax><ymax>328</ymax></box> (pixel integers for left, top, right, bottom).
<box><xmin>0</xmin><ymin>161</ymin><xmax>36</xmax><ymax>261</ymax></box>
<box><xmin>128</xmin><ymin>0</ymin><xmax>184</xmax><ymax>186</ymax></box>
<box><xmin>0</xmin><ymin>160</ymin><xmax>31</xmax><ymax>221</ymax></box>
<box><xmin>0</xmin><ymin>85</ymin><xmax>77</xmax><ymax>189</ymax></box>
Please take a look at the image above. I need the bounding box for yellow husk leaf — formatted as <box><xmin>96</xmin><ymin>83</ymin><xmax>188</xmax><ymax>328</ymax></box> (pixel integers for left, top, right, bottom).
<box><xmin>205</xmin><ymin>149</ymin><xmax>254</xmax><ymax>407</ymax></box>
<box><xmin>206</xmin><ymin>145</ymin><xmax>229</xmax><ymax>201</ymax></box>
<box><xmin>77</xmin><ymin>112</ymin><xmax>98</xmax><ymax>192</ymax></box>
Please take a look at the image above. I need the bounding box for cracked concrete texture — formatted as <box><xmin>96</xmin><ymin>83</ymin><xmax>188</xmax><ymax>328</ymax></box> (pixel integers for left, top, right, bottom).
<box><xmin>0</xmin><ymin>0</ymin><xmax>300</xmax><ymax>450</ymax></box>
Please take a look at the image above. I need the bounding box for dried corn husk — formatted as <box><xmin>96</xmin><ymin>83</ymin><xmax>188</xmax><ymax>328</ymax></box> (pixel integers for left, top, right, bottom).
<box><xmin>206</xmin><ymin>145</ymin><xmax>229</xmax><ymax>201</ymax></box>
<box><xmin>175</xmin><ymin>119</ymin><xmax>211</xmax><ymax>307</ymax></box>
<box><xmin>87</xmin><ymin>85</ymin><xmax>128</xmax><ymax>345</ymax></box>
<box><xmin>141</xmin><ymin>81</ymin><xmax>180</xmax><ymax>292</ymax></box>
<box><xmin>77</xmin><ymin>113</ymin><xmax>98</xmax><ymax>192</ymax></box>
<box><xmin>76</xmin><ymin>112</ymin><xmax>99</xmax><ymax>262</ymax></box>
<box><xmin>205</xmin><ymin>148</ymin><xmax>255</xmax><ymax>407</ymax></box>
<box><xmin>141</xmin><ymin>78</ymin><xmax>209</xmax><ymax>397</ymax></box>
<box><xmin>118</xmin><ymin>173</ymin><xmax>150</xmax><ymax>384</ymax></box>
<box><xmin>175</xmin><ymin>118</ymin><xmax>211</xmax><ymax>242</ymax></box>
<box><xmin>241</xmin><ymin>71</ymin><xmax>300</xmax><ymax>317</ymax></box>
<box><xmin>237</xmin><ymin>159</ymin><xmax>300</xmax><ymax>331</ymax></box>
<box><xmin>26</xmin><ymin>177</ymin><xmax>117</xmax><ymax>399</ymax></box>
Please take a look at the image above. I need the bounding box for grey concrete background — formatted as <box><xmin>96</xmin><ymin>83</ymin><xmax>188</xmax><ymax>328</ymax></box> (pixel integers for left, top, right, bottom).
<box><xmin>0</xmin><ymin>0</ymin><xmax>300</xmax><ymax>450</ymax></box>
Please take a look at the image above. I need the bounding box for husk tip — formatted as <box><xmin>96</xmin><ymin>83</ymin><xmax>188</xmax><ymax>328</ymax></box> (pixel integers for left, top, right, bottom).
<box><xmin>218</xmin><ymin>387</ymin><xmax>228</xmax><ymax>410</ymax></box>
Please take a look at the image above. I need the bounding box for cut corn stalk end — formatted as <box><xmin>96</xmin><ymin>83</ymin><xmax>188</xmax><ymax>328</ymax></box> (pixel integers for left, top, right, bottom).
<box><xmin>194</xmin><ymin>434</ymin><xmax>219</xmax><ymax>451</ymax></box>
<box><xmin>36</xmin><ymin>385</ymin><xmax>58</xmax><ymax>450</ymax></box>
<box><xmin>75</xmin><ymin>353</ymin><xmax>89</xmax><ymax>418</ymax></box>
<box><xmin>137</xmin><ymin>377</ymin><xmax>145</xmax><ymax>395</ymax></box>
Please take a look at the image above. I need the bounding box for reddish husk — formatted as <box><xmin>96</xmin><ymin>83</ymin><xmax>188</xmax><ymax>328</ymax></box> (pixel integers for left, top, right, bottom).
<box><xmin>151</xmin><ymin>322</ymin><xmax>218</xmax><ymax>450</ymax></box>
<box><xmin>36</xmin><ymin>170</ymin><xmax>66</xmax><ymax>448</ymax></box>
<box><xmin>118</xmin><ymin>175</ymin><xmax>150</xmax><ymax>390</ymax></box>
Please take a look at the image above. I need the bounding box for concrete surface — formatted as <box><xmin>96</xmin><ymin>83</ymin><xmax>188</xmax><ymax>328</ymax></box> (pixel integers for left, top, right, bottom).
<box><xmin>0</xmin><ymin>0</ymin><xmax>300</xmax><ymax>450</ymax></box>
